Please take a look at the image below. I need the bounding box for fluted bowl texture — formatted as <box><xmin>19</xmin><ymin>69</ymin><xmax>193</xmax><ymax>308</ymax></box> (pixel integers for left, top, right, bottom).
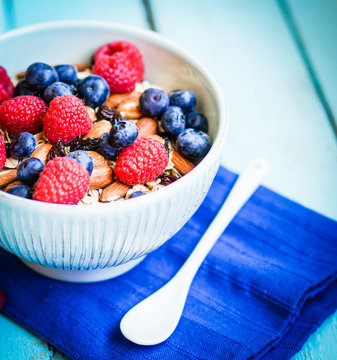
<box><xmin>0</xmin><ymin>21</ymin><xmax>227</xmax><ymax>272</ymax></box>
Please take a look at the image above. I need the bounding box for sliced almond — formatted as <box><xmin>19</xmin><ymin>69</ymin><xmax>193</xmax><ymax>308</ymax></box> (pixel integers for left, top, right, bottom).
<box><xmin>171</xmin><ymin>150</ymin><xmax>195</xmax><ymax>175</ymax></box>
<box><xmin>5</xmin><ymin>157</ymin><xmax>19</xmax><ymax>169</ymax></box>
<box><xmin>117</xmin><ymin>100</ymin><xmax>142</xmax><ymax>119</ymax></box>
<box><xmin>85</xmin><ymin>106</ymin><xmax>97</xmax><ymax>123</ymax></box>
<box><xmin>83</xmin><ymin>120</ymin><xmax>111</xmax><ymax>139</ymax></box>
<box><xmin>4</xmin><ymin>180</ymin><xmax>23</xmax><ymax>191</ymax></box>
<box><xmin>85</xmin><ymin>151</ymin><xmax>106</xmax><ymax>168</ymax></box>
<box><xmin>105</xmin><ymin>91</ymin><xmax>141</xmax><ymax>108</ymax></box>
<box><xmin>0</xmin><ymin>169</ymin><xmax>17</xmax><ymax>188</ymax></box>
<box><xmin>148</xmin><ymin>134</ymin><xmax>164</xmax><ymax>143</ymax></box>
<box><xmin>31</xmin><ymin>143</ymin><xmax>53</xmax><ymax>164</ymax></box>
<box><xmin>137</xmin><ymin>117</ymin><xmax>158</xmax><ymax>137</ymax></box>
<box><xmin>100</xmin><ymin>181</ymin><xmax>130</xmax><ymax>202</ymax></box>
<box><xmin>89</xmin><ymin>166</ymin><xmax>113</xmax><ymax>190</ymax></box>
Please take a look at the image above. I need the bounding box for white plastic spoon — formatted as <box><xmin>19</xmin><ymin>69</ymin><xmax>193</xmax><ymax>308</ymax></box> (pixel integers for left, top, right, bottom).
<box><xmin>120</xmin><ymin>158</ymin><xmax>269</xmax><ymax>346</ymax></box>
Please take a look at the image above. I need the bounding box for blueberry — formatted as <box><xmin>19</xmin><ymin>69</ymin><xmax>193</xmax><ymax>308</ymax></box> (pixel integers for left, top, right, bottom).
<box><xmin>17</xmin><ymin>157</ymin><xmax>44</xmax><ymax>185</ymax></box>
<box><xmin>110</xmin><ymin>120</ymin><xmax>138</xmax><ymax>148</ymax></box>
<box><xmin>66</xmin><ymin>150</ymin><xmax>94</xmax><ymax>176</ymax></box>
<box><xmin>9</xmin><ymin>132</ymin><xmax>36</xmax><ymax>159</ymax></box>
<box><xmin>77</xmin><ymin>75</ymin><xmax>110</xmax><ymax>108</ymax></box>
<box><xmin>175</xmin><ymin>128</ymin><xmax>212</xmax><ymax>160</ymax></box>
<box><xmin>169</xmin><ymin>90</ymin><xmax>196</xmax><ymax>114</ymax></box>
<box><xmin>26</xmin><ymin>62</ymin><xmax>59</xmax><ymax>91</ymax></box>
<box><xmin>98</xmin><ymin>133</ymin><xmax>122</xmax><ymax>160</ymax></box>
<box><xmin>14</xmin><ymin>79</ymin><xmax>40</xmax><ymax>97</ymax></box>
<box><xmin>129</xmin><ymin>191</ymin><xmax>146</xmax><ymax>199</ymax></box>
<box><xmin>160</xmin><ymin>106</ymin><xmax>185</xmax><ymax>138</ymax></box>
<box><xmin>139</xmin><ymin>88</ymin><xmax>169</xmax><ymax>117</ymax></box>
<box><xmin>7</xmin><ymin>185</ymin><xmax>32</xmax><ymax>199</ymax></box>
<box><xmin>54</xmin><ymin>64</ymin><xmax>78</xmax><ymax>84</ymax></box>
<box><xmin>186</xmin><ymin>112</ymin><xmax>208</xmax><ymax>132</ymax></box>
<box><xmin>44</xmin><ymin>82</ymin><xmax>73</xmax><ymax>103</ymax></box>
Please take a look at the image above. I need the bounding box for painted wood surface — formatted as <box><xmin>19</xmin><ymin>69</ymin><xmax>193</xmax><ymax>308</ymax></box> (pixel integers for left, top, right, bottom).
<box><xmin>0</xmin><ymin>0</ymin><xmax>336</xmax><ymax>359</ymax></box>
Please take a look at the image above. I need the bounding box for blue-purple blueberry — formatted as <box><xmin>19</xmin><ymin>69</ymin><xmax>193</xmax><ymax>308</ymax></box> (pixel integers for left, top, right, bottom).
<box><xmin>186</xmin><ymin>112</ymin><xmax>208</xmax><ymax>132</ymax></box>
<box><xmin>175</xmin><ymin>128</ymin><xmax>211</xmax><ymax>160</ymax></box>
<box><xmin>77</xmin><ymin>75</ymin><xmax>110</xmax><ymax>108</ymax></box>
<box><xmin>17</xmin><ymin>157</ymin><xmax>44</xmax><ymax>185</ymax></box>
<box><xmin>9</xmin><ymin>132</ymin><xmax>36</xmax><ymax>159</ymax></box>
<box><xmin>169</xmin><ymin>90</ymin><xmax>196</xmax><ymax>114</ymax></box>
<box><xmin>25</xmin><ymin>62</ymin><xmax>59</xmax><ymax>91</ymax></box>
<box><xmin>44</xmin><ymin>82</ymin><xmax>73</xmax><ymax>103</ymax></box>
<box><xmin>110</xmin><ymin>120</ymin><xmax>138</xmax><ymax>148</ymax></box>
<box><xmin>160</xmin><ymin>106</ymin><xmax>185</xmax><ymax>138</ymax></box>
<box><xmin>98</xmin><ymin>133</ymin><xmax>122</xmax><ymax>160</ymax></box>
<box><xmin>7</xmin><ymin>185</ymin><xmax>32</xmax><ymax>199</ymax></box>
<box><xmin>54</xmin><ymin>64</ymin><xmax>78</xmax><ymax>84</ymax></box>
<box><xmin>66</xmin><ymin>150</ymin><xmax>94</xmax><ymax>176</ymax></box>
<box><xmin>139</xmin><ymin>88</ymin><xmax>169</xmax><ymax>117</ymax></box>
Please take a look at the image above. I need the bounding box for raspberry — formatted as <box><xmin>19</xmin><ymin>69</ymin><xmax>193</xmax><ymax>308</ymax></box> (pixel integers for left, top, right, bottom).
<box><xmin>43</xmin><ymin>95</ymin><xmax>92</xmax><ymax>144</ymax></box>
<box><xmin>93</xmin><ymin>52</ymin><xmax>137</xmax><ymax>94</ymax></box>
<box><xmin>33</xmin><ymin>157</ymin><xmax>90</xmax><ymax>204</ymax></box>
<box><xmin>0</xmin><ymin>66</ymin><xmax>14</xmax><ymax>104</ymax></box>
<box><xmin>94</xmin><ymin>41</ymin><xmax>144</xmax><ymax>82</ymax></box>
<box><xmin>0</xmin><ymin>96</ymin><xmax>47</xmax><ymax>135</ymax></box>
<box><xmin>0</xmin><ymin>136</ymin><xmax>6</xmax><ymax>169</ymax></box>
<box><xmin>115</xmin><ymin>137</ymin><xmax>168</xmax><ymax>185</ymax></box>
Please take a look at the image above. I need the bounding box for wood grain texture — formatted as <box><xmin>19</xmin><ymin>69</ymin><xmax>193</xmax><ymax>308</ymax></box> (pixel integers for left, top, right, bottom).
<box><xmin>0</xmin><ymin>0</ymin><xmax>336</xmax><ymax>359</ymax></box>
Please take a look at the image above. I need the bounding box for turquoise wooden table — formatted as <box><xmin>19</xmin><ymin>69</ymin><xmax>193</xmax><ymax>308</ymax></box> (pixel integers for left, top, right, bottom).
<box><xmin>0</xmin><ymin>0</ymin><xmax>336</xmax><ymax>359</ymax></box>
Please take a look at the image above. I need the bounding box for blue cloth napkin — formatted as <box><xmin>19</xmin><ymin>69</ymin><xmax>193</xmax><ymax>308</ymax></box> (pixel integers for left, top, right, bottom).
<box><xmin>0</xmin><ymin>166</ymin><xmax>336</xmax><ymax>360</ymax></box>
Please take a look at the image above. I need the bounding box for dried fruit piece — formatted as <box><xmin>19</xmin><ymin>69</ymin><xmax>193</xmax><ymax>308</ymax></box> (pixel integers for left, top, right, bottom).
<box><xmin>47</xmin><ymin>140</ymin><xmax>66</xmax><ymax>162</ymax></box>
<box><xmin>100</xmin><ymin>181</ymin><xmax>130</xmax><ymax>202</ymax></box>
<box><xmin>96</xmin><ymin>106</ymin><xmax>123</xmax><ymax>124</ymax></box>
<box><xmin>158</xmin><ymin>173</ymin><xmax>179</xmax><ymax>186</ymax></box>
<box><xmin>69</xmin><ymin>137</ymin><xmax>100</xmax><ymax>152</ymax></box>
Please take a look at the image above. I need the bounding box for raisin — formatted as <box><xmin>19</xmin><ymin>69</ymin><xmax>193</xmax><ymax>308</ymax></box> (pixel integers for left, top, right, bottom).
<box><xmin>47</xmin><ymin>140</ymin><xmax>66</xmax><ymax>162</ymax></box>
<box><xmin>158</xmin><ymin>173</ymin><xmax>178</xmax><ymax>186</ymax></box>
<box><xmin>69</xmin><ymin>137</ymin><xmax>100</xmax><ymax>152</ymax></box>
<box><xmin>96</xmin><ymin>106</ymin><xmax>123</xmax><ymax>125</ymax></box>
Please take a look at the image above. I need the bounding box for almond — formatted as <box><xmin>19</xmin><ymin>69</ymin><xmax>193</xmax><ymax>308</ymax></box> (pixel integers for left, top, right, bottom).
<box><xmin>5</xmin><ymin>157</ymin><xmax>18</xmax><ymax>169</ymax></box>
<box><xmin>85</xmin><ymin>151</ymin><xmax>106</xmax><ymax>168</ymax></box>
<box><xmin>137</xmin><ymin>117</ymin><xmax>158</xmax><ymax>137</ymax></box>
<box><xmin>89</xmin><ymin>166</ymin><xmax>113</xmax><ymax>190</ymax></box>
<box><xmin>85</xmin><ymin>106</ymin><xmax>97</xmax><ymax>123</ymax></box>
<box><xmin>117</xmin><ymin>100</ymin><xmax>142</xmax><ymax>119</ymax></box>
<box><xmin>100</xmin><ymin>181</ymin><xmax>130</xmax><ymax>202</ymax></box>
<box><xmin>105</xmin><ymin>91</ymin><xmax>141</xmax><ymax>108</ymax></box>
<box><xmin>148</xmin><ymin>134</ymin><xmax>164</xmax><ymax>143</ymax></box>
<box><xmin>83</xmin><ymin>120</ymin><xmax>112</xmax><ymax>139</ymax></box>
<box><xmin>171</xmin><ymin>151</ymin><xmax>195</xmax><ymax>175</ymax></box>
<box><xmin>31</xmin><ymin>144</ymin><xmax>53</xmax><ymax>164</ymax></box>
<box><xmin>73</xmin><ymin>64</ymin><xmax>89</xmax><ymax>72</ymax></box>
<box><xmin>4</xmin><ymin>180</ymin><xmax>23</xmax><ymax>191</ymax></box>
<box><xmin>0</xmin><ymin>169</ymin><xmax>17</xmax><ymax>188</ymax></box>
<box><xmin>16</xmin><ymin>70</ymin><xmax>26</xmax><ymax>79</ymax></box>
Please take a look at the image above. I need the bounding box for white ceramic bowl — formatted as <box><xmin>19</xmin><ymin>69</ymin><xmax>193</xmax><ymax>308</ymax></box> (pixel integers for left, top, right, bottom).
<box><xmin>0</xmin><ymin>21</ymin><xmax>227</xmax><ymax>282</ymax></box>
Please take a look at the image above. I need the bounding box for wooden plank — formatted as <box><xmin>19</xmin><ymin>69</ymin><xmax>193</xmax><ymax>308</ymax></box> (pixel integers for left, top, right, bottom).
<box><xmin>1</xmin><ymin>0</ymin><xmax>147</xmax><ymax>32</ymax></box>
<box><xmin>152</xmin><ymin>0</ymin><xmax>337</xmax><ymax>221</ymax></box>
<box><xmin>285</xmin><ymin>0</ymin><xmax>337</xmax><ymax>136</ymax></box>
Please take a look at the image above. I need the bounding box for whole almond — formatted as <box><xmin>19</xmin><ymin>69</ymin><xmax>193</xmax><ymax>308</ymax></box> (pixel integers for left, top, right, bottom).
<box><xmin>106</xmin><ymin>91</ymin><xmax>141</xmax><ymax>108</ymax></box>
<box><xmin>83</xmin><ymin>120</ymin><xmax>112</xmax><ymax>139</ymax></box>
<box><xmin>137</xmin><ymin>117</ymin><xmax>158</xmax><ymax>137</ymax></box>
<box><xmin>31</xmin><ymin>144</ymin><xmax>53</xmax><ymax>164</ymax></box>
<box><xmin>89</xmin><ymin>166</ymin><xmax>113</xmax><ymax>190</ymax></box>
<box><xmin>73</xmin><ymin>64</ymin><xmax>89</xmax><ymax>72</ymax></box>
<box><xmin>117</xmin><ymin>100</ymin><xmax>142</xmax><ymax>119</ymax></box>
<box><xmin>171</xmin><ymin>150</ymin><xmax>195</xmax><ymax>175</ymax></box>
<box><xmin>85</xmin><ymin>106</ymin><xmax>97</xmax><ymax>123</ymax></box>
<box><xmin>100</xmin><ymin>181</ymin><xmax>130</xmax><ymax>202</ymax></box>
<box><xmin>85</xmin><ymin>151</ymin><xmax>106</xmax><ymax>168</ymax></box>
<box><xmin>0</xmin><ymin>169</ymin><xmax>17</xmax><ymax>188</ymax></box>
<box><xmin>16</xmin><ymin>70</ymin><xmax>26</xmax><ymax>79</ymax></box>
<box><xmin>4</xmin><ymin>180</ymin><xmax>23</xmax><ymax>191</ymax></box>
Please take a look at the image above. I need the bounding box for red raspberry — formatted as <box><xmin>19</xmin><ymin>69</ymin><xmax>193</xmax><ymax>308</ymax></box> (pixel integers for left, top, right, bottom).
<box><xmin>93</xmin><ymin>52</ymin><xmax>138</xmax><ymax>94</ymax></box>
<box><xmin>0</xmin><ymin>136</ymin><xmax>6</xmax><ymax>169</ymax></box>
<box><xmin>115</xmin><ymin>137</ymin><xmax>168</xmax><ymax>185</ymax></box>
<box><xmin>0</xmin><ymin>66</ymin><xmax>14</xmax><ymax>104</ymax></box>
<box><xmin>43</xmin><ymin>95</ymin><xmax>92</xmax><ymax>144</ymax></box>
<box><xmin>94</xmin><ymin>41</ymin><xmax>144</xmax><ymax>82</ymax></box>
<box><xmin>33</xmin><ymin>157</ymin><xmax>90</xmax><ymax>204</ymax></box>
<box><xmin>0</xmin><ymin>96</ymin><xmax>47</xmax><ymax>135</ymax></box>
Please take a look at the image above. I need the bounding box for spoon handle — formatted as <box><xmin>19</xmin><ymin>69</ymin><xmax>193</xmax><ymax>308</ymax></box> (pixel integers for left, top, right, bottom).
<box><xmin>179</xmin><ymin>158</ymin><xmax>270</xmax><ymax>282</ymax></box>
